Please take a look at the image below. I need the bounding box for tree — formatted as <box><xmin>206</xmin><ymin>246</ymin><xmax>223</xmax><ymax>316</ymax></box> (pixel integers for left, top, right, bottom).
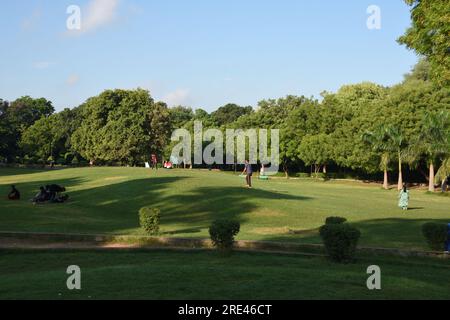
<box><xmin>169</xmin><ymin>106</ymin><xmax>194</xmax><ymax>130</ymax></box>
<box><xmin>72</xmin><ymin>89</ymin><xmax>171</xmax><ymax>165</ymax></box>
<box><xmin>415</xmin><ymin>111</ymin><xmax>450</xmax><ymax>192</ymax></box>
<box><xmin>0</xmin><ymin>96</ymin><xmax>54</xmax><ymax>162</ymax></box>
<box><xmin>329</xmin><ymin>83</ymin><xmax>388</xmax><ymax>173</ymax></box>
<box><xmin>20</xmin><ymin>108</ymin><xmax>82</xmax><ymax>164</ymax></box>
<box><xmin>298</xmin><ymin>134</ymin><xmax>333</xmax><ymax>177</ymax></box>
<box><xmin>362</xmin><ymin>127</ymin><xmax>393</xmax><ymax>190</ymax></box>
<box><xmin>211</xmin><ymin>103</ymin><xmax>253</xmax><ymax>127</ymax></box>
<box><xmin>364</xmin><ymin>125</ymin><xmax>408</xmax><ymax>190</ymax></box>
<box><xmin>8</xmin><ymin>96</ymin><xmax>54</xmax><ymax>130</ymax></box>
<box><xmin>20</xmin><ymin>116</ymin><xmax>56</xmax><ymax>163</ymax></box>
<box><xmin>399</xmin><ymin>0</ymin><xmax>450</xmax><ymax>86</ymax></box>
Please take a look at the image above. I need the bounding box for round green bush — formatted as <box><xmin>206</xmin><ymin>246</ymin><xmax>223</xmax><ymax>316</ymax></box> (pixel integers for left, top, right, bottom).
<box><xmin>209</xmin><ymin>220</ymin><xmax>240</xmax><ymax>251</ymax></box>
<box><xmin>325</xmin><ymin>216</ymin><xmax>347</xmax><ymax>225</ymax></box>
<box><xmin>422</xmin><ymin>223</ymin><xmax>447</xmax><ymax>251</ymax></box>
<box><xmin>139</xmin><ymin>207</ymin><xmax>161</xmax><ymax>236</ymax></box>
<box><xmin>319</xmin><ymin>223</ymin><xmax>361</xmax><ymax>263</ymax></box>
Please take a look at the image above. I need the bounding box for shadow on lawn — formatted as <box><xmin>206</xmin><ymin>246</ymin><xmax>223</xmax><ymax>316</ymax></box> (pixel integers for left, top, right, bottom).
<box><xmin>66</xmin><ymin>178</ymin><xmax>312</xmax><ymax>234</ymax></box>
<box><xmin>262</xmin><ymin>217</ymin><xmax>450</xmax><ymax>250</ymax></box>
<box><xmin>0</xmin><ymin>173</ymin><xmax>312</xmax><ymax>235</ymax></box>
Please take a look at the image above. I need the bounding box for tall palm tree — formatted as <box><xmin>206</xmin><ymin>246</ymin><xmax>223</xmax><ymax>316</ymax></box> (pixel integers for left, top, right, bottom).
<box><xmin>436</xmin><ymin>158</ymin><xmax>450</xmax><ymax>190</ymax></box>
<box><xmin>416</xmin><ymin>111</ymin><xmax>450</xmax><ymax>192</ymax></box>
<box><xmin>363</xmin><ymin>125</ymin><xmax>406</xmax><ymax>190</ymax></box>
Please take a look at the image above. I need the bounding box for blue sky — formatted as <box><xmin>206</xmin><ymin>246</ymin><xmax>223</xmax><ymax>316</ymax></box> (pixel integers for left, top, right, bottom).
<box><xmin>0</xmin><ymin>0</ymin><xmax>418</xmax><ymax>112</ymax></box>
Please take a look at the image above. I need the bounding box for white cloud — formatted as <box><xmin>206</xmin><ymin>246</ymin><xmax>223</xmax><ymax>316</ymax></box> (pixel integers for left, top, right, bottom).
<box><xmin>66</xmin><ymin>74</ymin><xmax>80</xmax><ymax>86</ymax></box>
<box><xmin>163</xmin><ymin>89</ymin><xmax>192</xmax><ymax>106</ymax></box>
<box><xmin>70</xmin><ymin>0</ymin><xmax>120</xmax><ymax>34</ymax></box>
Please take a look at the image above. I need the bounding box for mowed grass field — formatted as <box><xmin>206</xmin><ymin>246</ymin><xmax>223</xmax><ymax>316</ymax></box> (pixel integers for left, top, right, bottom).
<box><xmin>0</xmin><ymin>250</ymin><xmax>449</xmax><ymax>300</ymax></box>
<box><xmin>0</xmin><ymin>167</ymin><xmax>449</xmax><ymax>250</ymax></box>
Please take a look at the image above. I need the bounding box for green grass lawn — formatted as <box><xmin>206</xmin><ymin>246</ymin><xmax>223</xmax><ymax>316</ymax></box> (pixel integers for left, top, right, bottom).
<box><xmin>0</xmin><ymin>249</ymin><xmax>449</xmax><ymax>300</ymax></box>
<box><xmin>0</xmin><ymin>167</ymin><xmax>449</xmax><ymax>250</ymax></box>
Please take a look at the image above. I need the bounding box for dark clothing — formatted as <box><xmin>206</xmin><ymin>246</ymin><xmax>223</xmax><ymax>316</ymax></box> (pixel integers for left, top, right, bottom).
<box><xmin>33</xmin><ymin>189</ymin><xmax>49</xmax><ymax>203</ymax></box>
<box><xmin>245</xmin><ymin>163</ymin><xmax>253</xmax><ymax>174</ymax></box>
<box><xmin>8</xmin><ymin>187</ymin><xmax>20</xmax><ymax>200</ymax></box>
<box><xmin>246</xmin><ymin>174</ymin><xmax>252</xmax><ymax>188</ymax></box>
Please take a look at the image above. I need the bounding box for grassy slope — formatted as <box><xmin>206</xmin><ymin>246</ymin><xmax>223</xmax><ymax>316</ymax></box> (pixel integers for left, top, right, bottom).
<box><xmin>0</xmin><ymin>167</ymin><xmax>449</xmax><ymax>249</ymax></box>
<box><xmin>0</xmin><ymin>250</ymin><xmax>449</xmax><ymax>300</ymax></box>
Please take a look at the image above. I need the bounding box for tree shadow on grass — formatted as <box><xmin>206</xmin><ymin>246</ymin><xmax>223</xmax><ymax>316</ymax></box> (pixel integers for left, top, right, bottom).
<box><xmin>0</xmin><ymin>167</ymin><xmax>70</xmax><ymax>178</ymax></box>
<box><xmin>153</xmin><ymin>186</ymin><xmax>312</xmax><ymax>230</ymax></box>
<box><xmin>260</xmin><ymin>218</ymin><xmax>450</xmax><ymax>251</ymax></box>
<box><xmin>0</xmin><ymin>173</ymin><xmax>313</xmax><ymax>236</ymax></box>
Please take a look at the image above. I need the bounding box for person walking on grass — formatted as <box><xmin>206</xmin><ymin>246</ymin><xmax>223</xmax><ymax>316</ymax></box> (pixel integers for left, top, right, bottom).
<box><xmin>242</xmin><ymin>160</ymin><xmax>253</xmax><ymax>189</ymax></box>
<box><xmin>398</xmin><ymin>183</ymin><xmax>409</xmax><ymax>211</ymax></box>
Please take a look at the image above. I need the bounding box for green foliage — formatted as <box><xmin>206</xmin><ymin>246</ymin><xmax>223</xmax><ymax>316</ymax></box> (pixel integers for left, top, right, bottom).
<box><xmin>298</xmin><ymin>134</ymin><xmax>333</xmax><ymax>175</ymax></box>
<box><xmin>139</xmin><ymin>207</ymin><xmax>161</xmax><ymax>236</ymax></box>
<box><xmin>72</xmin><ymin>89</ymin><xmax>171</xmax><ymax>165</ymax></box>
<box><xmin>422</xmin><ymin>222</ymin><xmax>448</xmax><ymax>251</ymax></box>
<box><xmin>399</xmin><ymin>0</ymin><xmax>450</xmax><ymax>86</ymax></box>
<box><xmin>319</xmin><ymin>223</ymin><xmax>361</xmax><ymax>263</ymax></box>
<box><xmin>325</xmin><ymin>217</ymin><xmax>347</xmax><ymax>225</ymax></box>
<box><xmin>0</xmin><ymin>96</ymin><xmax>54</xmax><ymax>162</ymax></box>
<box><xmin>211</xmin><ymin>104</ymin><xmax>253</xmax><ymax>127</ymax></box>
<box><xmin>209</xmin><ymin>219</ymin><xmax>240</xmax><ymax>251</ymax></box>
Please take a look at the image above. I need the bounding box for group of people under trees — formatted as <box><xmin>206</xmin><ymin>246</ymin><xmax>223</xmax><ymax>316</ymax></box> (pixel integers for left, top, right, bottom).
<box><xmin>7</xmin><ymin>184</ymin><xmax>69</xmax><ymax>204</ymax></box>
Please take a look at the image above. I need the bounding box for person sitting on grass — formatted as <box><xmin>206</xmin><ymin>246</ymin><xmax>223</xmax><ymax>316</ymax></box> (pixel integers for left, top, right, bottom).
<box><xmin>8</xmin><ymin>185</ymin><xmax>20</xmax><ymax>200</ymax></box>
<box><xmin>398</xmin><ymin>184</ymin><xmax>409</xmax><ymax>211</ymax></box>
<box><xmin>32</xmin><ymin>186</ymin><xmax>49</xmax><ymax>204</ymax></box>
<box><xmin>45</xmin><ymin>184</ymin><xmax>66</xmax><ymax>201</ymax></box>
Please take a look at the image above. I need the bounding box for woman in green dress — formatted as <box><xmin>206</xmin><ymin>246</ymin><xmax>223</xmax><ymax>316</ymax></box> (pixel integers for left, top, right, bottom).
<box><xmin>398</xmin><ymin>184</ymin><xmax>409</xmax><ymax>211</ymax></box>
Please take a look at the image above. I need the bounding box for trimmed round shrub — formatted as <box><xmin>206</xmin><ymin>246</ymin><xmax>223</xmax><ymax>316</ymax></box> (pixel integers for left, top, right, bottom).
<box><xmin>139</xmin><ymin>207</ymin><xmax>161</xmax><ymax>235</ymax></box>
<box><xmin>325</xmin><ymin>216</ymin><xmax>347</xmax><ymax>225</ymax></box>
<box><xmin>422</xmin><ymin>223</ymin><xmax>447</xmax><ymax>251</ymax></box>
<box><xmin>209</xmin><ymin>220</ymin><xmax>240</xmax><ymax>251</ymax></box>
<box><xmin>319</xmin><ymin>223</ymin><xmax>361</xmax><ymax>263</ymax></box>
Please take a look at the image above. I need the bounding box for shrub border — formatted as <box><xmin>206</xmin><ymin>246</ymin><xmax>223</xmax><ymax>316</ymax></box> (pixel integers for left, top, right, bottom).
<box><xmin>0</xmin><ymin>231</ymin><xmax>448</xmax><ymax>259</ymax></box>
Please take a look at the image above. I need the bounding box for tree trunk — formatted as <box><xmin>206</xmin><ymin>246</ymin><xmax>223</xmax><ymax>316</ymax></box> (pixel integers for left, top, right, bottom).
<box><xmin>397</xmin><ymin>156</ymin><xmax>403</xmax><ymax>191</ymax></box>
<box><xmin>383</xmin><ymin>169</ymin><xmax>389</xmax><ymax>190</ymax></box>
<box><xmin>429</xmin><ymin>162</ymin><xmax>435</xmax><ymax>192</ymax></box>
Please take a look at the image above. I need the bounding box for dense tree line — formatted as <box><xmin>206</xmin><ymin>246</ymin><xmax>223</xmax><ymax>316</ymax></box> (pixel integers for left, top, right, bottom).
<box><xmin>1</xmin><ymin>60</ymin><xmax>448</xmax><ymax>189</ymax></box>
<box><xmin>0</xmin><ymin>0</ymin><xmax>448</xmax><ymax>189</ymax></box>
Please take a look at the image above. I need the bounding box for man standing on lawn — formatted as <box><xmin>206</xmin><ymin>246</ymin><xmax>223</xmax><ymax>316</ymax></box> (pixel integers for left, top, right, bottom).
<box><xmin>242</xmin><ymin>160</ymin><xmax>253</xmax><ymax>189</ymax></box>
<box><xmin>151</xmin><ymin>154</ymin><xmax>158</xmax><ymax>170</ymax></box>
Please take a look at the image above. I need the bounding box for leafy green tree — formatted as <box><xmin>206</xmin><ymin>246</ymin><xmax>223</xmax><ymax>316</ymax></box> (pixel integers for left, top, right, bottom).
<box><xmin>169</xmin><ymin>106</ymin><xmax>194</xmax><ymax>130</ymax></box>
<box><xmin>399</xmin><ymin>0</ymin><xmax>450</xmax><ymax>86</ymax></box>
<box><xmin>20</xmin><ymin>108</ymin><xmax>82</xmax><ymax>164</ymax></box>
<box><xmin>330</xmin><ymin>83</ymin><xmax>387</xmax><ymax>173</ymax></box>
<box><xmin>0</xmin><ymin>96</ymin><xmax>54</xmax><ymax>162</ymax></box>
<box><xmin>362</xmin><ymin>126</ymin><xmax>394</xmax><ymax>190</ymax></box>
<box><xmin>72</xmin><ymin>89</ymin><xmax>171</xmax><ymax>165</ymax></box>
<box><xmin>8</xmin><ymin>96</ymin><xmax>54</xmax><ymax>131</ymax></box>
<box><xmin>414</xmin><ymin>111</ymin><xmax>450</xmax><ymax>192</ymax></box>
<box><xmin>211</xmin><ymin>103</ymin><xmax>253</xmax><ymax>127</ymax></box>
<box><xmin>298</xmin><ymin>134</ymin><xmax>334</xmax><ymax>177</ymax></box>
